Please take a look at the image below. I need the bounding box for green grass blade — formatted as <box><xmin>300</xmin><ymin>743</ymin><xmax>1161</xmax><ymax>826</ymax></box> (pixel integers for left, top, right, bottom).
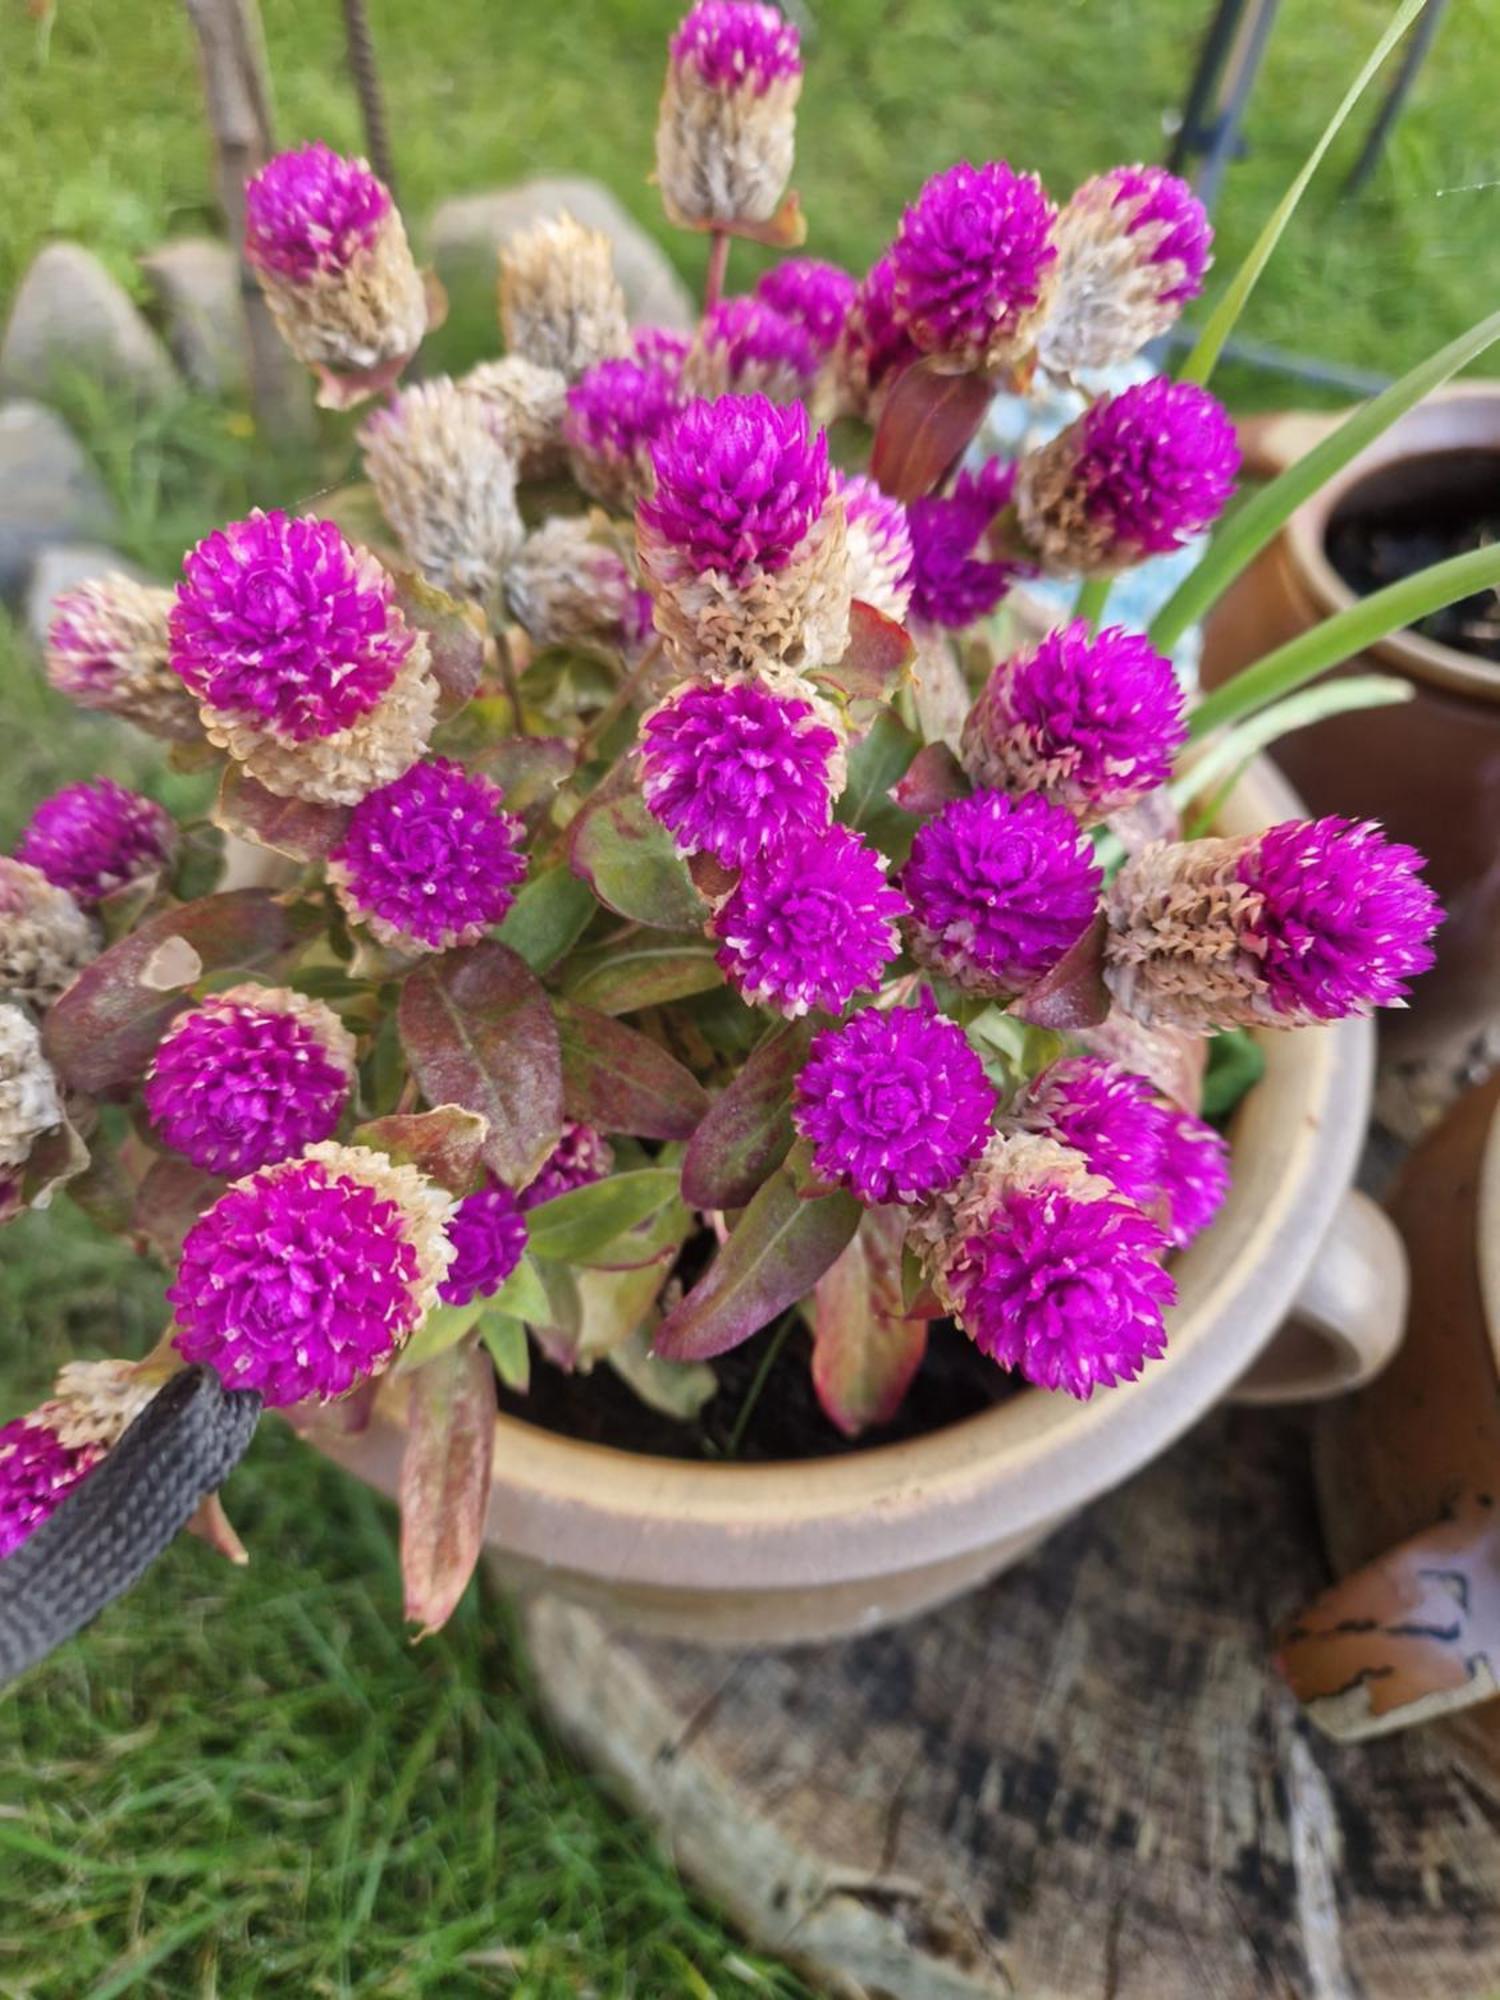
<box><xmin>1153</xmin><ymin>306</ymin><xmax>1500</xmax><ymax>653</ymax></box>
<box><xmin>1188</xmin><ymin>543</ymin><xmax>1500</xmax><ymax>740</ymax></box>
<box><xmin>1178</xmin><ymin>0</ymin><xmax>1428</xmax><ymax>389</ymax></box>
<box><xmin>1171</xmin><ymin>674</ymin><xmax>1414</xmax><ymax>813</ymax></box>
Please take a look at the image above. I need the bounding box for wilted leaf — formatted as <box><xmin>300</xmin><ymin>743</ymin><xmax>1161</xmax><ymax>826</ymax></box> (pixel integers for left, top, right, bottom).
<box><xmin>352</xmin><ymin>1104</ymin><xmax>489</xmax><ymax>1196</ymax></box>
<box><xmin>890</xmin><ymin>741</ymin><xmax>972</xmax><ymax>816</ymax></box>
<box><xmin>390</xmin><ymin>571</ymin><xmax>487</xmax><ymax>717</ymax></box>
<box><xmin>399</xmin><ymin>1338</ymin><xmax>497</xmax><ymax>1639</ymax></box>
<box><xmin>184</xmin><ymin>1492</ymin><xmax>249</xmax><ymax>1566</ymax></box>
<box><xmin>568</xmin><ymin>786</ymin><xmax>707</xmax><ymax>930</ymax></box>
<box><xmin>525</xmin><ymin>1168</ymin><xmax>683</xmax><ymax>1265</ymax></box>
<box><xmin>721</xmin><ymin>188</ymin><xmax>807</xmax><ymax>248</ymax></box>
<box><xmin>1010</xmin><ymin>914</ymin><xmax>1110</xmax><ymax>1031</ymax></box>
<box><xmin>870</xmin><ymin>358</ymin><xmax>993</xmax><ymax>503</ymax></box>
<box><xmin>135</xmin><ymin>1154</ymin><xmax>227</xmax><ymax>1263</ymax></box>
<box><xmin>680</xmin><ymin>1018</ymin><xmax>815</xmax><ymax>1211</ymax></box>
<box><xmin>559</xmin><ymin>937</ymin><xmax>723</xmax><ymax>1015</ymax></box>
<box><xmin>15</xmin><ymin>1110</ymin><xmax>90</xmax><ymax>1217</ymax></box>
<box><xmin>398</xmin><ymin>941</ymin><xmax>563</xmax><ymax>1187</ymax></box>
<box><xmin>216</xmin><ymin>765</ymin><xmax>351</xmax><ymax>863</ymax></box>
<box><xmin>812</xmin><ymin>1205</ymin><xmax>930</xmax><ymax>1437</ymax></box>
<box><xmin>815</xmin><ymin>599</ymin><xmax>916</xmax><ymax>702</ymax></box>
<box><xmin>607</xmin><ymin>1324</ymin><xmax>717</xmax><ymax>1419</ymax></box>
<box><xmin>653</xmin><ymin>1165</ymin><xmax>861</xmax><ymax>1363</ymax></box>
<box><xmin>496</xmin><ymin>863</ymin><xmax>597</xmax><ymax>973</ymax></box>
<box><xmin>138</xmin><ymin>936</ymin><xmax>204</xmax><ymax>992</ymax></box>
<box><xmin>556</xmin><ymin>1001</ymin><xmax>709</xmax><ymax>1141</ymax></box>
<box><xmin>44</xmin><ymin>891</ymin><xmax>317</xmax><ymax>1098</ymax></box>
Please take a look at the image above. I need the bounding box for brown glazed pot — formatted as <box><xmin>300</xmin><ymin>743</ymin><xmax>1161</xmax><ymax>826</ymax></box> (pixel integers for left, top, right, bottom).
<box><xmin>314</xmin><ymin>761</ymin><xmax>1407</xmax><ymax>1647</ymax></box>
<box><xmin>1280</xmin><ymin>1069</ymin><xmax>1500</xmax><ymax>1769</ymax></box>
<box><xmin>1201</xmin><ymin>386</ymin><xmax>1500</xmax><ymax>1059</ymax></box>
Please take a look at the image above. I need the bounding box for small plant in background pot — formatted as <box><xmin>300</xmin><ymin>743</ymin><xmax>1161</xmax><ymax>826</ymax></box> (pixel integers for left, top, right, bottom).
<box><xmin>0</xmin><ymin>0</ymin><xmax>1484</xmax><ymax>1657</ymax></box>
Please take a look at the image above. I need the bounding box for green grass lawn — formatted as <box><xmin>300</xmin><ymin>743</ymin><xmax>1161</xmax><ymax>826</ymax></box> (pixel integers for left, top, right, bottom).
<box><xmin>3</xmin><ymin>0</ymin><xmax>1500</xmax><ymax>1991</ymax></box>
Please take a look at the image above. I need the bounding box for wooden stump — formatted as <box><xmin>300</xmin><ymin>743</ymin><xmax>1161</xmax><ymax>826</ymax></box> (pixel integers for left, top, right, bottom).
<box><xmin>519</xmin><ymin>1407</ymin><xmax>1500</xmax><ymax>2000</ymax></box>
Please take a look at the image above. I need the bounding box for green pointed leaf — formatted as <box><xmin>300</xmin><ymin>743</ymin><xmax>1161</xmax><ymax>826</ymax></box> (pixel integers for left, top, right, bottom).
<box><xmin>496</xmin><ymin>863</ymin><xmax>598</xmax><ymax>973</ymax></box>
<box><xmin>1170</xmin><ymin>676</ymin><xmax>1414</xmax><ymax>819</ymax></box>
<box><xmin>555</xmin><ymin>1000</ymin><xmax>709</xmax><ymax>1141</ymax></box>
<box><xmin>397</xmin><ymin>1300</ymin><xmax>486</xmax><ymax>1372</ymax></box>
<box><xmin>835</xmin><ymin>708</ymin><xmax>920</xmax><ymax>834</ymax></box>
<box><xmin>524</xmin><ymin>1168</ymin><xmax>683</xmax><ymax>1264</ymax></box>
<box><xmin>680</xmin><ymin>1018</ymin><xmax>816</xmax><ymax>1211</ymax></box>
<box><xmin>479</xmin><ymin>1310</ymin><xmax>531</xmax><ymax>1391</ymax></box>
<box><xmin>559</xmin><ymin>937</ymin><xmax>724</xmax><ymax>1015</ymax></box>
<box><xmin>568</xmin><ymin>786</ymin><xmax>707</xmax><ymax>930</ymax></box>
<box><xmin>490</xmin><ymin>1252</ymin><xmax>551</xmax><ymax>1325</ymax></box>
<box><xmin>607</xmin><ymin>1326</ymin><xmax>718</xmax><ymax>1420</ymax></box>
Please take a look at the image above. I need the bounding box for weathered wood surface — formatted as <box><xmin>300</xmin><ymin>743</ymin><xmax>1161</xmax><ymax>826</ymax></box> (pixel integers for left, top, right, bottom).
<box><xmin>521</xmin><ymin>1407</ymin><xmax>1500</xmax><ymax>2000</ymax></box>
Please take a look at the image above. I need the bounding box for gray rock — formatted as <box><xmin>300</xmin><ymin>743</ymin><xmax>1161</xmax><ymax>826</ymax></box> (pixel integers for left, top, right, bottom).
<box><xmin>0</xmin><ymin>401</ymin><xmax>118</xmax><ymax>607</ymax></box>
<box><xmin>0</xmin><ymin>242</ymin><xmax>181</xmax><ymax>409</ymax></box>
<box><xmin>139</xmin><ymin>238</ymin><xmax>247</xmax><ymax>395</ymax></box>
<box><xmin>427</xmin><ymin>177</ymin><xmax>695</xmax><ymax>334</ymax></box>
<box><xmin>24</xmin><ymin>542</ymin><xmax>152</xmax><ymax>650</ymax></box>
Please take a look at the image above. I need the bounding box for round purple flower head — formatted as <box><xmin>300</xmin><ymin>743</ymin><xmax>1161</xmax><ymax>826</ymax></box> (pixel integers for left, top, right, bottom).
<box><xmin>634</xmin><ymin>326</ymin><xmax>692</xmax><ymax>379</ymax></box>
<box><xmin>794</xmin><ymin>994</ymin><xmax>994</xmax><ymax>1205</ymax></box>
<box><xmin>170</xmin><ymin>1142</ymin><xmax>454</xmax><ymax>1407</ymax></box>
<box><xmin>1157</xmin><ymin>1106</ymin><xmax>1230</xmax><ymax>1249</ymax></box>
<box><xmin>15</xmin><ymin>780</ymin><xmax>175</xmax><ymax>907</ymax></box>
<box><xmin>713</xmin><ymin>822</ymin><xmax>906</xmax><ymax>1017</ymax></box>
<box><xmin>244</xmin><ymin>143</ymin><xmax>391</xmax><ymax>284</ymax></box>
<box><xmin>640</xmin><ymin>395</ymin><xmax>830</xmax><ymax>584</ymax></box>
<box><xmin>0</xmin><ymin>1417</ymin><xmax>103</xmax><ymax>1560</ymax></box>
<box><xmin>890</xmin><ymin>160</ymin><xmax>1058</xmax><ymax>371</ymax></box>
<box><xmin>838</xmin><ymin>253</ymin><xmax>922</xmax><ymax>420</ymax></box>
<box><xmin>907</xmin><ymin>458</ymin><xmax>1023</xmax><ymax>629</ymax></box>
<box><xmin>523</xmin><ymin>1121</ymin><xmax>615</xmax><ymax>1209</ymax></box>
<box><xmin>903</xmin><ymin>788</ymin><xmax>1102</xmax><ymax>995</ymax></box>
<box><xmin>144</xmin><ymin>986</ymin><xmax>355</xmax><ymax>1177</ymax></box>
<box><xmin>1016</xmin><ymin>1056</ymin><xmax>1166</xmax><ymax>1210</ymax></box>
<box><xmin>171</xmin><ymin>510</ymin><xmax>415</xmax><ymax>742</ymax></box>
<box><xmin>1240</xmin><ymin>817</ymin><xmax>1440</xmax><ymax>1023</ymax></box>
<box><xmin>961</xmin><ymin>621</ymin><xmax>1187</xmax><ymax>820</ymax></box>
<box><xmin>564</xmin><ymin>355</ymin><xmax>683</xmax><ymax>507</ymax></box>
<box><xmin>639</xmin><ymin>675</ymin><xmax>843</xmax><ymax>868</ymax></box>
<box><xmin>440</xmin><ymin>1181</ymin><xmax>529</xmax><ymax>1306</ymax></box>
<box><xmin>755</xmin><ymin>259</ymin><xmax>858</xmax><ymax>354</ymax></box>
<box><xmin>330</xmin><ymin>758</ymin><xmax>526</xmax><ymax>955</ymax></box>
<box><xmin>934</xmin><ymin>1137</ymin><xmax>1174</xmax><ymax>1398</ymax></box>
<box><xmin>670</xmin><ymin>0</ymin><xmax>801</xmax><ymax>89</ymax></box>
<box><xmin>1098</xmin><ymin>166</ymin><xmax>1212</xmax><ymax>306</ymax></box>
<box><xmin>1040</xmin><ymin>166</ymin><xmax>1212</xmax><ymax>377</ymax></box>
<box><xmin>688</xmin><ymin>297</ymin><xmax>819</xmax><ymax>400</ymax></box>
<box><xmin>837</xmin><ymin>472</ymin><xmax>915</xmax><ymax>623</ymax></box>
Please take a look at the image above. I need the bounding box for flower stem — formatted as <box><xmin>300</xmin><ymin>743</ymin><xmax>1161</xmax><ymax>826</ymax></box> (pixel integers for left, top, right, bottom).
<box><xmin>724</xmin><ymin>1309</ymin><xmax>797</xmax><ymax>1459</ymax></box>
<box><xmin>494</xmin><ymin>630</ymin><xmax>527</xmax><ymax>735</ymax></box>
<box><xmin>703</xmin><ymin>230</ymin><xmax>730</xmax><ymax>315</ymax></box>
<box><xmin>574</xmin><ymin>638</ymin><xmax>664</xmax><ymax>764</ymax></box>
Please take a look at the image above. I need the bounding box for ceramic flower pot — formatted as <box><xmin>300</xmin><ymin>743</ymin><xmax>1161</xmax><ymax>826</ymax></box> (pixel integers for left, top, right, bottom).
<box><xmin>311</xmin><ymin>758</ymin><xmax>1407</xmax><ymax>1647</ymax></box>
<box><xmin>1200</xmin><ymin>385</ymin><xmax>1500</xmax><ymax>1069</ymax></box>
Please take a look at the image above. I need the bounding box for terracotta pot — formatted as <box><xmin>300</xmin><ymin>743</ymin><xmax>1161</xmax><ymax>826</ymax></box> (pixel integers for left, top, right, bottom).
<box><xmin>1280</xmin><ymin>1070</ymin><xmax>1500</xmax><ymax>1765</ymax></box>
<box><xmin>313</xmin><ymin>760</ymin><xmax>1406</xmax><ymax>1646</ymax></box>
<box><xmin>1201</xmin><ymin>386</ymin><xmax>1500</xmax><ymax>1060</ymax></box>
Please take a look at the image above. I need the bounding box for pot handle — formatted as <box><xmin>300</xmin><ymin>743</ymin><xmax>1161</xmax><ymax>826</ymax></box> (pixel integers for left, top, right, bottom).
<box><xmin>1229</xmin><ymin>1190</ymin><xmax>1408</xmax><ymax>1406</ymax></box>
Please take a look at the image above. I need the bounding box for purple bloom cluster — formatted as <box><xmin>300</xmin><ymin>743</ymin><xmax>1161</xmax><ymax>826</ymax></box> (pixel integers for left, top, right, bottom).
<box><xmin>15</xmin><ymin>779</ymin><xmax>174</xmax><ymax>906</ymax></box>
<box><xmin>244</xmin><ymin>143</ymin><xmax>391</xmax><ymax>283</ymax></box>
<box><xmin>640</xmin><ymin>395</ymin><xmax>830</xmax><ymax>583</ymax></box>
<box><xmin>794</xmin><ymin>996</ymin><xmax>994</xmax><ymax>1204</ymax></box>
<box><xmin>1097</xmin><ymin>165</ymin><xmax>1212</xmax><ymax>304</ymax></box>
<box><xmin>640</xmin><ymin>677</ymin><xmax>842</xmax><ymax>867</ymax></box>
<box><xmin>0</xmin><ymin>1417</ymin><xmax>103</xmax><ymax>1559</ymax></box>
<box><xmin>170</xmin><ymin>1155</ymin><xmax>425</xmax><ymax>1406</ymax></box>
<box><xmin>754</xmin><ymin>259</ymin><xmax>858</xmax><ymax>354</ymax></box>
<box><xmin>633</xmin><ymin>326</ymin><xmax>692</xmax><ymax>377</ymax></box>
<box><xmin>1240</xmin><ymin>817</ymin><xmax>1440</xmax><ymax>1021</ymax></box>
<box><xmin>331</xmin><ymin>758</ymin><xmax>526</xmax><ymax>953</ymax></box>
<box><xmin>440</xmin><ymin>1181</ymin><xmax>529</xmax><ymax>1305</ymax></box>
<box><xmin>523</xmin><ymin>1121</ymin><xmax>615</xmax><ymax>1208</ymax></box>
<box><xmin>907</xmin><ymin>459</ymin><xmax>1023</xmax><ymax>629</ymax></box>
<box><xmin>837</xmin><ymin>472</ymin><xmax>915</xmax><ymax>619</ymax></box>
<box><xmin>669</xmin><ymin>0</ymin><xmax>801</xmax><ymax>89</ymax></box>
<box><xmin>695</xmin><ymin>297</ymin><xmax>819</xmax><ymax>396</ymax></box>
<box><xmin>171</xmin><ymin>511</ymin><xmax>414</xmax><ymax>742</ymax></box>
<box><xmin>564</xmin><ymin>356</ymin><xmax>683</xmax><ymax>486</ymax></box>
<box><xmin>903</xmin><ymin>788</ymin><xmax>1101</xmax><ymax>993</ymax></box>
<box><xmin>1073</xmin><ymin>379</ymin><xmax>1239</xmax><ymax>558</ymax></box>
<box><xmin>962</xmin><ymin>621</ymin><xmax>1187</xmax><ymax>817</ymax></box>
<box><xmin>839</xmin><ymin>253</ymin><xmax>922</xmax><ymax>413</ymax></box>
<box><xmin>890</xmin><ymin>161</ymin><xmax>1057</xmax><ymax>366</ymax></box>
<box><xmin>145</xmin><ymin>993</ymin><xmax>351</xmax><ymax>1177</ymax></box>
<box><xmin>1157</xmin><ymin>1104</ymin><xmax>1231</xmax><ymax>1249</ymax></box>
<box><xmin>713</xmin><ymin>822</ymin><xmax>905</xmax><ymax>1016</ymax></box>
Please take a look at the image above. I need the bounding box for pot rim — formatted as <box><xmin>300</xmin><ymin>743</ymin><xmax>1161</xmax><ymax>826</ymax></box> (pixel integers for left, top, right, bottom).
<box><xmin>319</xmin><ymin>759</ymin><xmax>1374</xmax><ymax>1594</ymax></box>
<box><xmin>1282</xmin><ymin>386</ymin><xmax>1500</xmax><ymax>705</ymax></box>
<box><xmin>1472</xmin><ymin>1094</ymin><xmax>1500</xmax><ymax>1376</ymax></box>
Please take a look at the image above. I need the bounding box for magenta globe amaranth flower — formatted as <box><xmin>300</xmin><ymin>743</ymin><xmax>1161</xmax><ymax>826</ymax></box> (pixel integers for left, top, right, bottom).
<box><xmin>836</xmin><ymin>473</ymin><xmax>914</xmax><ymax>624</ymax></box>
<box><xmin>906</xmin><ymin>458</ymin><xmax>1023</xmax><ymax>630</ymax></box>
<box><xmin>794</xmin><ymin>995</ymin><xmax>994</xmax><ymax>1205</ymax></box>
<box><xmin>755</xmin><ymin>259</ymin><xmax>857</xmax><ymax>354</ymax></box>
<box><xmin>46</xmin><ymin>573</ymin><xmax>200</xmax><ymax>743</ymax></box>
<box><xmin>916</xmin><ymin>1133</ymin><xmax>1175</xmax><ymax>1398</ymax></box>
<box><xmin>713</xmin><ymin>822</ymin><xmax>906</xmax><ymax>1017</ymax></box>
<box><xmin>684</xmin><ymin>296</ymin><xmax>819</xmax><ymax>402</ymax></box>
<box><xmin>639</xmin><ymin>674</ymin><xmax>844</xmax><ymax>867</ymax></box>
<box><xmin>634</xmin><ymin>326</ymin><xmax>692</xmax><ymax>378</ymax></box>
<box><xmin>1040</xmin><ymin>165</ymin><xmax>1212</xmax><ymax>377</ymax></box>
<box><xmin>245</xmin><ymin>142</ymin><xmax>390</xmax><ymax>281</ymax></box>
<box><xmin>0</xmin><ymin>1416</ymin><xmax>103</xmax><ymax>1560</ymax></box>
<box><xmin>564</xmin><ymin>355</ymin><xmax>682</xmax><ymax>510</ymax></box>
<box><xmin>144</xmin><ymin>985</ymin><xmax>356</xmax><ymax>1177</ymax></box>
<box><xmin>1017</xmin><ymin>378</ymin><xmax>1239</xmax><ymax>574</ymax></box>
<box><xmin>960</xmin><ymin>621</ymin><xmax>1187</xmax><ymax>821</ymax></box>
<box><xmin>440</xmin><ymin>1181</ymin><xmax>529</xmax><ymax>1306</ymax></box>
<box><xmin>1015</xmin><ymin>1055</ymin><xmax>1166</xmax><ymax>1211</ymax></box>
<box><xmin>524</xmin><ymin>1121</ymin><xmax>615</xmax><ymax>1209</ymax></box>
<box><xmin>836</xmin><ymin>252</ymin><xmax>922</xmax><ymax>422</ymax></box>
<box><xmin>329</xmin><ymin>758</ymin><xmax>526</xmax><ymax>955</ymax></box>
<box><xmin>15</xmin><ymin>779</ymin><xmax>174</xmax><ymax>907</ymax></box>
<box><xmin>1157</xmin><ymin>1105</ymin><xmax>1230</xmax><ymax>1249</ymax></box>
<box><xmin>903</xmin><ymin>788</ymin><xmax>1102</xmax><ymax>996</ymax></box>
<box><xmin>890</xmin><ymin>160</ymin><xmax>1058</xmax><ymax>372</ymax></box>
<box><xmin>1104</xmin><ymin>817</ymin><xmax>1441</xmax><ymax>1033</ymax></box>
<box><xmin>169</xmin><ymin>1141</ymin><xmax>455</xmax><ymax>1407</ymax></box>
<box><xmin>657</xmin><ymin>2</ymin><xmax>802</xmax><ymax>231</ymax></box>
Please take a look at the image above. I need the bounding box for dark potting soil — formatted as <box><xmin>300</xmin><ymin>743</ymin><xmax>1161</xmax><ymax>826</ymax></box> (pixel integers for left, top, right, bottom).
<box><xmin>496</xmin><ymin>1314</ymin><xmax>1020</xmax><ymax>1463</ymax></box>
<box><xmin>1325</xmin><ymin>447</ymin><xmax>1500</xmax><ymax>664</ymax></box>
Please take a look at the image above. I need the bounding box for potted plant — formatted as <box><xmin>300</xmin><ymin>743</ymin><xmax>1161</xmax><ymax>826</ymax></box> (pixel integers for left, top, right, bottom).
<box><xmin>0</xmin><ymin>0</ymin><xmax>1481</xmax><ymax>1665</ymax></box>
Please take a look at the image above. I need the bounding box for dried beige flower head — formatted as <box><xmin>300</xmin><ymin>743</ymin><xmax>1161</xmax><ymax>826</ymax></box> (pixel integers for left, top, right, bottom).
<box><xmin>461</xmin><ymin>355</ymin><xmax>570</xmax><ymax>480</ymax></box>
<box><xmin>46</xmin><ymin>575</ymin><xmax>201</xmax><ymax>743</ymax></box>
<box><xmin>0</xmin><ymin>859</ymin><xmax>97</xmax><ymax>1010</ymax></box>
<box><xmin>0</xmin><ymin>1003</ymin><xmax>63</xmax><ymax>1172</ymax></box>
<box><xmin>505</xmin><ymin>515</ymin><xmax>643</xmax><ymax>652</ymax></box>
<box><xmin>498</xmin><ymin>214</ymin><xmax>630</xmax><ymax>383</ymax></box>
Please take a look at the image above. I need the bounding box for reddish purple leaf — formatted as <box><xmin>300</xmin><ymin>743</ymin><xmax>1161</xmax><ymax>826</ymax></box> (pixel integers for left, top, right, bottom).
<box><xmin>352</xmin><ymin>1105</ymin><xmax>489</xmax><ymax>1196</ymax></box>
<box><xmin>470</xmin><ymin>734</ymin><xmax>575</xmax><ymax>821</ymax></box>
<box><xmin>815</xmin><ymin>599</ymin><xmax>916</xmax><ymax>701</ymax></box>
<box><xmin>398</xmin><ymin>940</ymin><xmax>563</xmax><ymax>1187</ymax></box>
<box><xmin>399</xmin><ymin>1338</ymin><xmax>497</xmax><ymax>1639</ymax></box>
<box><xmin>1010</xmin><ymin>913</ymin><xmax>1111</xmax><ymax>1031</ymax></box>
<box><xmin>653</xmin><ymin>1164</ymin><xmax>861</xmax><ymax>1363</ymax></box>
<box><xmin>890</xmin><ymin>741</ymin><xmax>973</xmax><ymax>817</ymax></box>
<box><xmin>680</xmin><ymin>1019</ymin><xmax>816</xmax><ymax>1212</ymax></box>
<box><xmin>216</xmin><ymin>765</ymin><xmax>351</xmax><ymax>863</ymax></box>
<box><xmin>870</xmin><ymin>358</ymin><xmax>994</xmax><ymax>504</ymax></box>
<box><xmin>555</xmin><ymin>1001</ymin><xmax>709</xmax><ymax>1141</ymax></box>
<box><xmin>44</xmin><ymin>891</ymin><xmax>317</xmax><ymax>1097</ymax></box>
<box><xmin>812</xmin><ymin>1205</ymin><xmax>931</xmax><ymax>1437</ymax></box>
<box><xmin>135</xmin><ymin>1154</ymin><xmax>227</xmax><ymax>1263</ymax></box>
<box><xmin>391</xmin><ymin>570</ymin><xmax>486</xmax><ymax>715</ymax></box>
